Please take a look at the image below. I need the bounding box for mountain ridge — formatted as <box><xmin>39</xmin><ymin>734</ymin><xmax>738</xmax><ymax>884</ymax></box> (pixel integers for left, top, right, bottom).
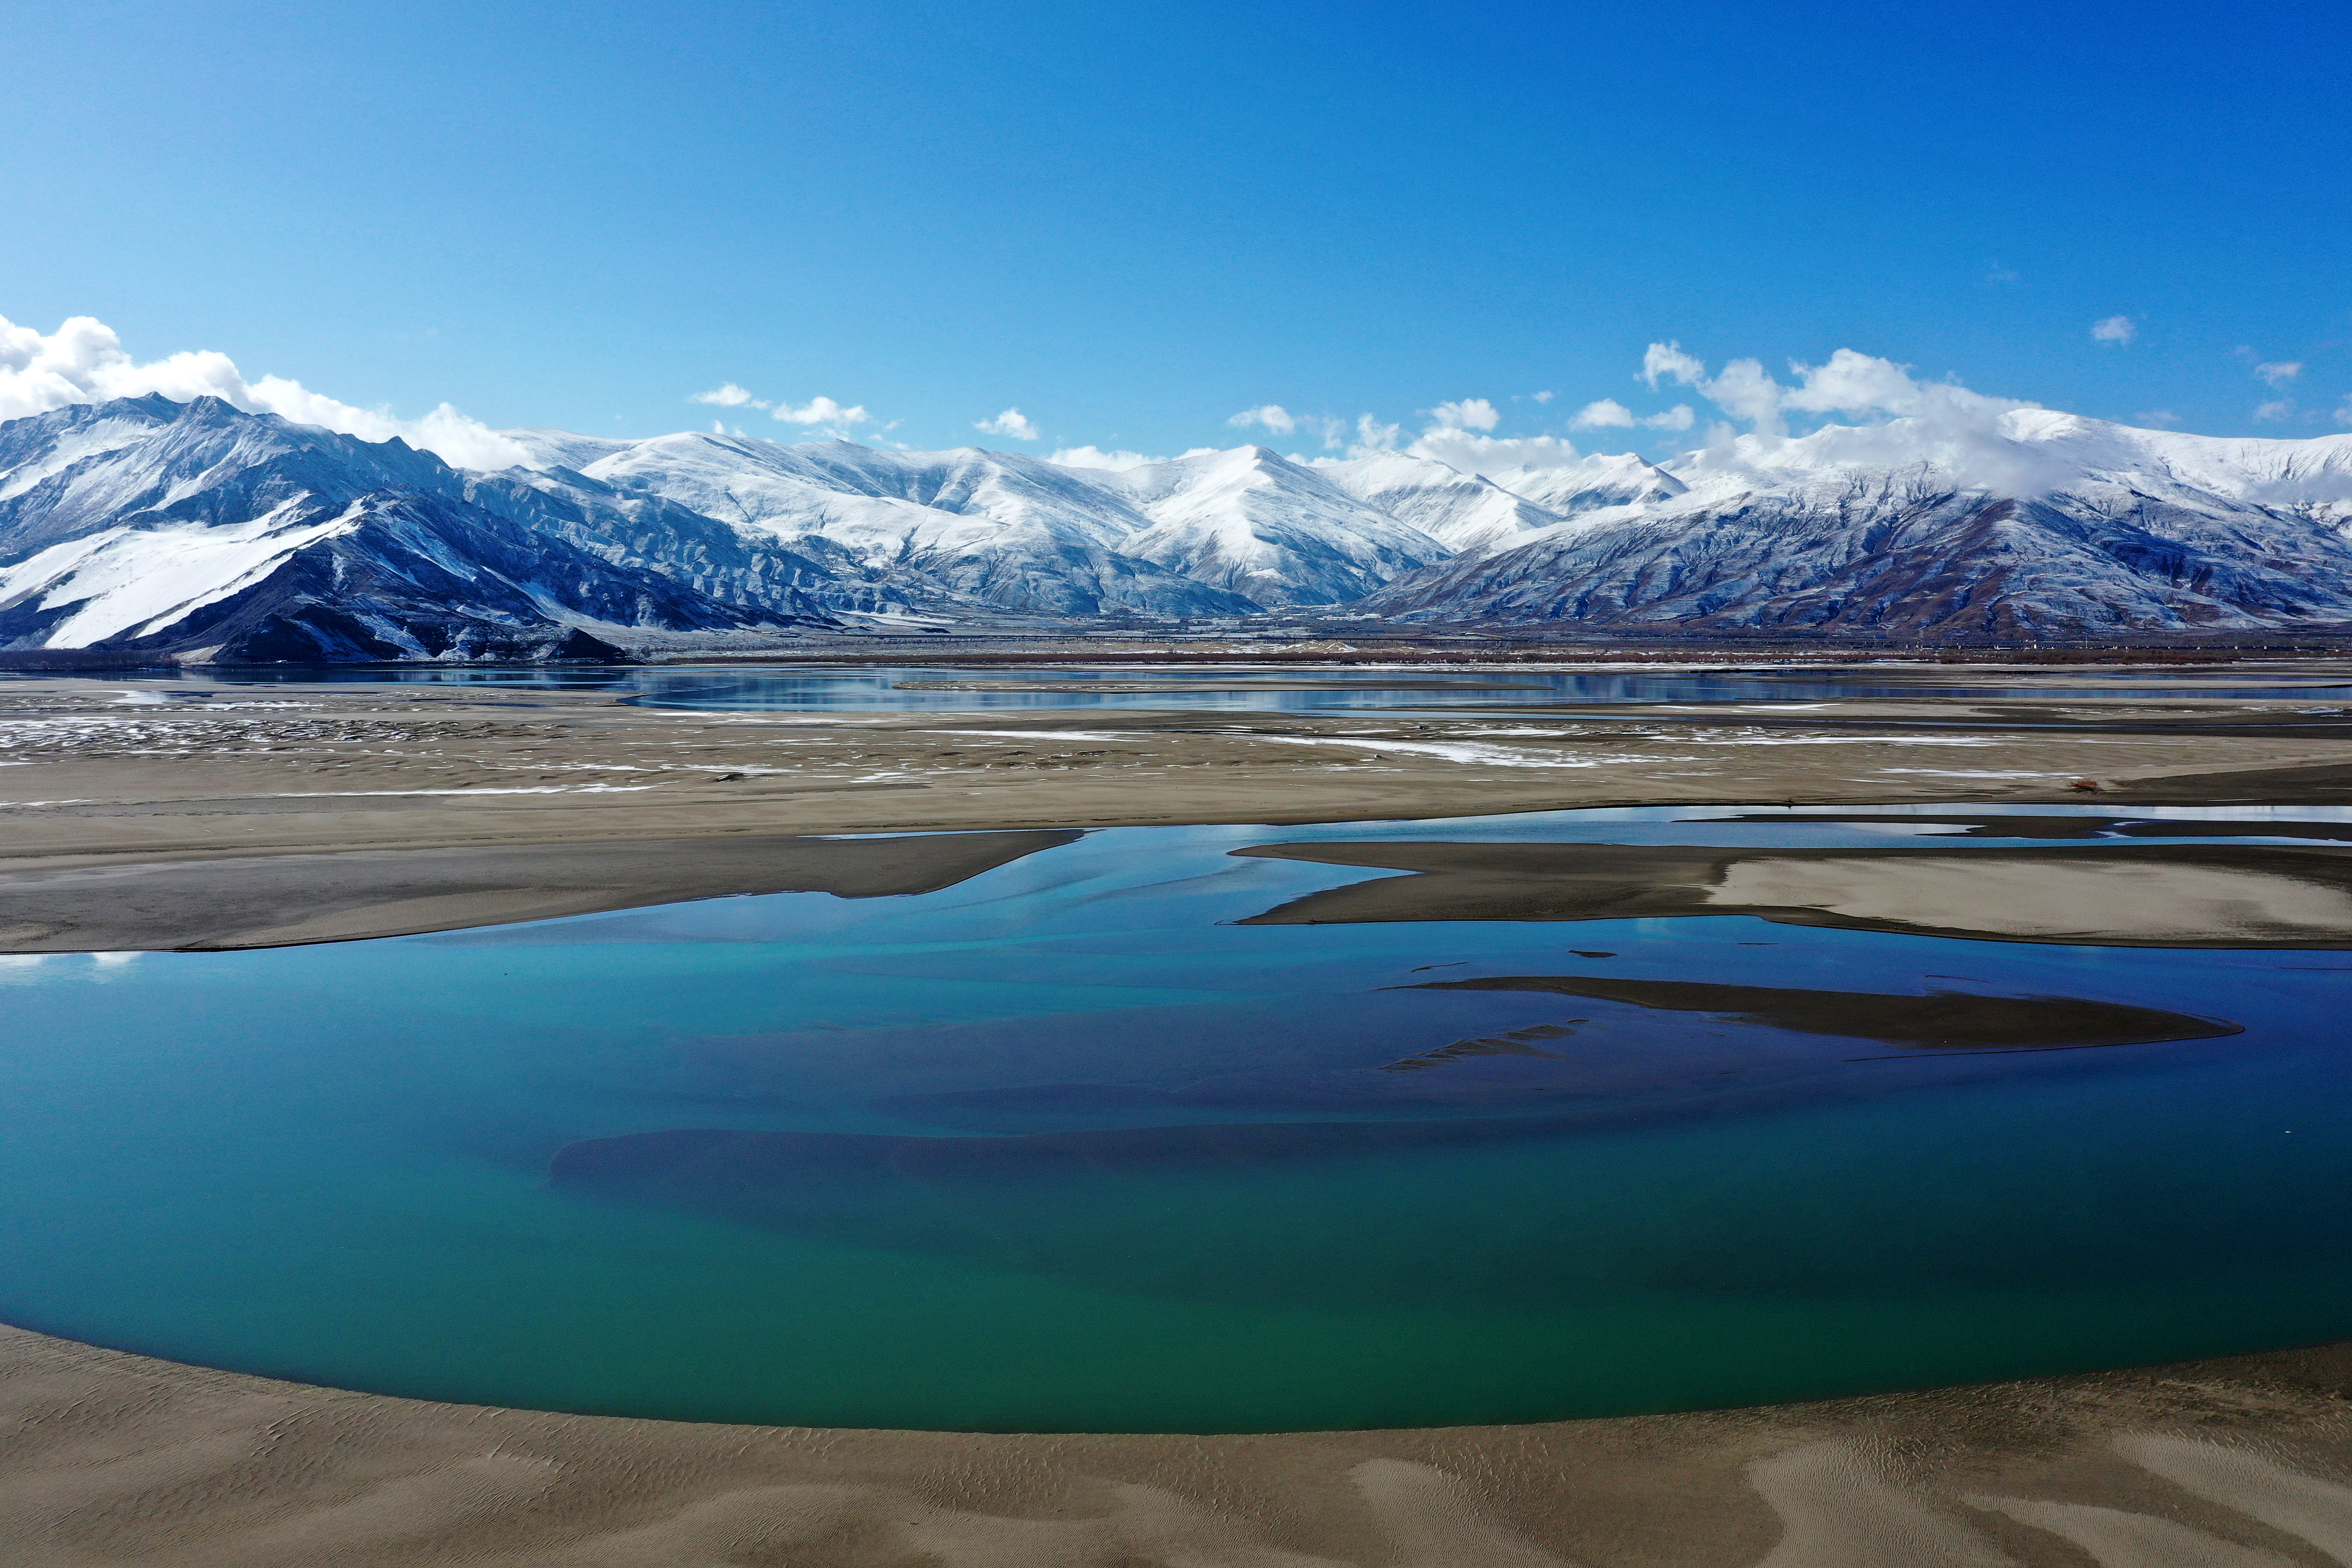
<box><xmin>5</xmin><ymin>394</ymin><xmax>2352</xmax><ymax>658</ymax></box>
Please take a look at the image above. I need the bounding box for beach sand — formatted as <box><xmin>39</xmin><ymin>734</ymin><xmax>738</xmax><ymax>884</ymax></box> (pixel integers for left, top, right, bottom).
<box><xmin>6</xmin><ymin>1323</ymin><xmax>2352</xmax><ymax>1566</ymax></box>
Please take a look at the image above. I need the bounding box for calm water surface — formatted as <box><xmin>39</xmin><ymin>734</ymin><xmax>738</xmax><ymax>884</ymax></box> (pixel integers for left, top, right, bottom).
<box><xmin>50</xmin><ymin>660</ymin><xmax>2352</xmax><ymax>711</ymax></box>
<box><xmin>2</xmin><ymin>799</ymin><xmax>2349</xmax><ymax>1431</ymax></box>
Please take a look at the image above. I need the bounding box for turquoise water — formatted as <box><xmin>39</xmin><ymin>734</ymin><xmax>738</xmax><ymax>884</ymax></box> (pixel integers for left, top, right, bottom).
<box><xmin>2</xmin><ymin>802</ymin><xmax>2349</xmax><ymax>1432</ymax></box>
<box><xmin>32</xmin><ymin>661</ymin><xmax>2352</xmax><ymax>711</ymax></box>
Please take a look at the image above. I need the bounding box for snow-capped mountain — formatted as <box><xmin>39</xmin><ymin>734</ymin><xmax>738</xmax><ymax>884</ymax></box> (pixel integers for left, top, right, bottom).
<box><xmin>1360</xmin><ymin>413</ymin><xmax>2352</xmax><ymax>637</ymax></box>
<box><xmin>0</xmin><ymin>396</ymin><xmax>826</xmax><ymax>660</ymax></box>
<box><xmin>7</xmin><ymin>392</ymin><xmax>2352</xmax><ymax>659</ymax></box>
<box><xmin>1096</xmin><ymin>447</ymin><xmax>1453</xmax><ymax>606</ymax></box>
<box><xmin>513</xmin><ymin>431</ymin><xmax>1258</xmax><ymax>617</ymax></box>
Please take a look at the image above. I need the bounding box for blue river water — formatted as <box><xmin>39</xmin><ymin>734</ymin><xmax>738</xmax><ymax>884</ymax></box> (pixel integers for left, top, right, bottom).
<box><xmin>1</xmin><ymin>799</ymin><xmax>2348</xmax><ymax>1433</ymax></box>
<box><xmin>59</xmin><ymin>660</ymin><xmax>2352</xmax><ymax>712</ymax></box>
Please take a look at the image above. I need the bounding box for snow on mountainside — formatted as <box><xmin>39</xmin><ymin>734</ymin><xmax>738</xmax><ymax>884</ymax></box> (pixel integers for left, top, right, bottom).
<box><xmin>1486</xmin><ymin>454</ymin><xmax>1689</xmax><ymax>518</ymax></box>
<box><xmin>1315</xmin><ymin>451</ymin><xmax>1567</xmax><ymax>556</ymax></box>
<box><xmin>1099</xmin><ymin>447</ymin><xmax>1453</xmax><ymax>606</ymax></box>
<box><xmin>9</xmin><ymin>393</ymin><xmax>2352</xmax><ymax>658</ymax></box>
<box><xmin>528</xmin><ymin>432</ymin><xmax>1259</xmax><ymax>617</ymax></box>
<box><xmin>0</xmin><ymin>397</ymin><xmax>823</xmax><ymax>660</ymax></box>
<box><xmin>1361</xmin><ymin>414</ymin><xmax>2352</xmax><ymax>637</ymax></box>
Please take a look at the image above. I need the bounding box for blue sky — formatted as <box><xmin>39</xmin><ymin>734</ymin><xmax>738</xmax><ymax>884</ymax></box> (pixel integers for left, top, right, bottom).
<box><xmin>4</xmin><ymin>0</ymin><xmax>2348</xmax><ymax>459</ymax></box>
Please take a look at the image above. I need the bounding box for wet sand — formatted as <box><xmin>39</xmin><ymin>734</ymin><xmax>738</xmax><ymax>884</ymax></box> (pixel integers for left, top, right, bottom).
<box><xmin>6</xmin><ymin>674</ymin><xmax>2352</xmax><ymax>950</ymax></box>
<box><xmin>9</xmin><ymin>665</ymin><xmax>2352</xmax><ymax>1561</ymax></box>
<box><xmin>0</xmin><ymin>829</ymin><xmax>1079</xmax><ymax>951</ymax></box>
<box><xmin>7</xmin><ymin>1323</ymin><xmax>2352</xmax><ymax>1566</ymax></box>
<box><xmin>1235</xmin><ymin>841</ymin><xmax>2352</xmax><ymax>946</ymax></box>
<box><xmin>1395</xmin><ymin>975</ymin><xmax>2241</xmax><ymax>1049</ymax></box>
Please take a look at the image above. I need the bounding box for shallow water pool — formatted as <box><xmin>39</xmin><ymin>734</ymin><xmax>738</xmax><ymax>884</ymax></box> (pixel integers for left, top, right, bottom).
<box><xmin>2</xmin><ymin>802</ymin><xmax>2348</xmax><ymax>1432</ymax></box>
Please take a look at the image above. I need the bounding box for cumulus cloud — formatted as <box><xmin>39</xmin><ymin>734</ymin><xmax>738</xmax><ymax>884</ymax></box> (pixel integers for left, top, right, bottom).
<box><xmin>2254</xmin><ymin>361</ymin><xmax>2303</xmax><ymax>388</ymax></box>
<box><xmin>1049</xmin><ymin>445</ymin><xmax>1164</xmax><ymax>470</ymax></box>
<box><xmin>0</xmin><ymin>312</ymin><xmax>530</xmax><ymax>469</ymax></box>
<box><xmin>2254</xmin><ymin>399</ymin><xmax>2295</xmax><ymax>423</ymax></box>
<box><xmin>1424</xmin><ymin>398</ymin><xmax>1501</xmax><ymax>432</ymax></box>
<box><xmin>974</xmin><ymin>407</ymin><xmax>1041</xmax><ymax>441</ymax></box>
<box><xmin>2091</xmin><ymin>315</ymin><xmax>2137</xmax><ymax>345</ymax></box>
<box><xmin>1531</xmin><ymin>389</ymin><xmax>1556</xmax><ymax>404</ymax></box>
<box><xmin>1329</xmin><ymin>395</ymin><xmax>1582</xmax><ymax>475</ymax></box>
<box><xmin>776</xmin><ymin>395</ymin><xmax>872</xmax><ymax>427</ymax></box>
<box><xmin>1632</xmin><ymin>340</ymin><xmax>2062</xmax><ymax>496</ymax></box>
<box><xmin>1641</xmin><ymin>341</ymin><xmax>1708</xmax><ymax>389</ymax></box>
<box><xmin>1228</xmin><ymin>404</ymin><xmax>1296</xmax><ymax>435</ymax></box>
<box><xmin>1348</xmin><ymin>413</ymin><xmax>1402</xmax><ymax>453</ymax></box>
<box><xmin>1572</xmin><ymin>398</ymin><xmax>1694</xmax><ymax>432</ymax></box>
<box><xmin>690</xmin><ymin>383</ymin><xmax>766</xmax><ymax>408</ymax></box>
<box><xmin>1407</xmin><ymin>429</ymin><xmax>1581</xmax><ymax>473</ymax></box>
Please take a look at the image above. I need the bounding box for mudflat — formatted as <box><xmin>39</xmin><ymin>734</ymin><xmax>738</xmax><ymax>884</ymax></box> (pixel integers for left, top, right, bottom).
<box><xmin>0</xmin><ymin>829</ymin><xmax>1079</xmax><ymax>950</ymax></box>
<box><xmin>6</xmin><ymin>670</ymin><xmax>2352</xmax><ymax>950</ymax></box>
<box><xmin>1234</xmin><ymin>840</ymin><xmax>2352</xmax><ymax>946</ymax></box>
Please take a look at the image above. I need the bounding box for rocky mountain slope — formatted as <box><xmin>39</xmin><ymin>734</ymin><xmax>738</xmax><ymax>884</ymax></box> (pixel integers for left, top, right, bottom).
<box><xmin>5</xmin><ymin>394</ymin><xmax>2352</xmax><ymax>658</ymax></box>
<box><xmin>1358</xmin><ymin>414</ymin><xmax>2352</xmax><ymax>637</ymax></box>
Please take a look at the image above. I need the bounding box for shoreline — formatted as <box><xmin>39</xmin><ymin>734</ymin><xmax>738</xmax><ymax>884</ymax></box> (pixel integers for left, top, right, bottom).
<box><xmin>8</xmin><ymin>1319</ymin><xmax>2352</xmax><ymax>1565</ymax></box>
<box><xmin>5</xmin><ymin>672</ymin><xmax>2352</xmax><ymax>950</ymax></box>
<box><xmin>10</xmin><ymin>664</ymin><xmax>2352</xmax><ymax>1562</ymax></box>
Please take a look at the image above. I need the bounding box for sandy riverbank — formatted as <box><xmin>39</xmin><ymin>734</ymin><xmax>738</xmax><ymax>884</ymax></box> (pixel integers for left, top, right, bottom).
<box><xmin>9</xmin><ymin>665</ymin><xmax>2352</xmax><ymax>1563</ymax></box>
<box><xmin>6</xmin><ymin>1323</ymin><xmax>2352</xmax><ymax>1566</ymax></box>
<box><xmin>5</xmin><ymin>673</ymin><xmax>2352</xmax><ymax>950</ymax></box>
<box><xmin>1235</xmin><ymin>840</ymin><xmax>2352</xmax><ymax>946</ymax></box>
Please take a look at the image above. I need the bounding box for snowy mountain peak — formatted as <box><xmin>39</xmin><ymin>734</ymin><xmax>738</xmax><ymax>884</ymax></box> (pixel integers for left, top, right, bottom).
<box><xmin>12</xmin><ymin>395</ymin><xmax>2352</xmax><ymax>655</ymax></box>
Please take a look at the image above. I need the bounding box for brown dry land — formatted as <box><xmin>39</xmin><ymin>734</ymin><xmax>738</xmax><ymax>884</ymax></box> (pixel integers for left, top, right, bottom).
<box><xmin>7</xmin><ymin>662</ymin><xmax>2352</xmax><ymax>1563</ymax></box>
<box><xmin>8</xmin><ymin>1325</ymin><xmax>2352</xmax><ymax>1566</ymax></box>
<box><xmin>4</xmin><ymin>668</ymin><xmax>2352</xmax><ymax>949</ymax></box>
<box><xmin>1233</xmin><ymin>840</ymin><xmax>2352</xmax><ymax>945</ymax></box>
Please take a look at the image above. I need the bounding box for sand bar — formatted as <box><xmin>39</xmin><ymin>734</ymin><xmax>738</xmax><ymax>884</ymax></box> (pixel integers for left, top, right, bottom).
<box><xmin>1235</xmin><ymin>840</ymin><xmax>2352</xmax><ymax>946</ymax></box>
<box><xmin>6</xmin><ymin>673</ymin><xmax>2352</xmax><ymax>950</ymax></box>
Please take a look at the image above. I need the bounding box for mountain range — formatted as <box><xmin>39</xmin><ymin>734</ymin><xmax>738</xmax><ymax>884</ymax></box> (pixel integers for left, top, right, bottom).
<box><xmin>4</xmin><ymin>393</ymin><xmax>2352</xmax><ymax>659</ymax></box>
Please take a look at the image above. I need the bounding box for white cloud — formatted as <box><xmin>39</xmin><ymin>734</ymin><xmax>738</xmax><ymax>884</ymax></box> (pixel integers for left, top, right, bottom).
<box><xmin>1641</xmin><ymin>340</ymin><xmax>1707</xmax><ymax>389</ymax></box>
<box><xmin>1636</xmin><ymin>341</ymin><xmax>2059</xmax><ymax>496</ymax></box>
<box><xmin>1227</xmin><ymin>404</ymin><xmax>1297</xmax><ymax>435</ymax></box>
<box><xmin>1335</xmin><ymin>395</ymin><xmax>1584</xmax><ymax>475</ymax></box>
<box><xmin>2254</xmin><ymin>399</ymin><xmax>2295</xmax><ymax>423</ymax></box>
<box><xmin>1048</xmin><ymin>445</ymin><xmax>1164</xmax><ymax>470</ymax></box>
<box><xmin>1348</xmin><ymin>413</ymin><xmax>1402</xmax><ymax>454</ymax></box>
<box><xmin>1425</xmin><ymin>397</ymin><xmax>1501</xmax><ymax>432</ymax></box>
<box><xmin>1406</xmin><ymin>430</ymin><xmax>1581</xmax><ymax>474</ymax></box>
<box><xmin>1531</xmin><ymin>389</ymin><xmax>1556</xmax><ymax>404</ymax></box>
<box><xmin>2254</xmin><ymin>361</ymin><xmax>2303</xmax><ymax>388</ymax></box>
<box><xmin>2091</xmin><ymin>315</ymin><xmax>2137</xmax><ymax>345</ymax></box>
<box><xmin>690</xmin><ymin>383</ymin><xmax>767</xmax><ymax>408</ymax></box>
<box><xmin>974</xmin><ymin>407</ymin><xmax>1041</xmax><ymax>441</ymax></box>
<box><xmin>2135</xmin><ymin>409</ymin><xmax>2184</xmax><ymax>428</ymax></box>
<box><xmin>1571</xmin><ymin>398</ymin><xmax>1693</xmax><ymax>432</ymax></box>
<box><xmin>775</xmin><ymin>395</ymin><xmax>872</xmax><ymax>427</ymax></box>
<box><xmin>2337</xmin><ymin>396</ymin><xmax>2352</xmax><ymax>429</ymax></box>
<box><xmin>0</xmin><ymin>312</ymin><xmax>531</xmax><ymax>469</ymax></box>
